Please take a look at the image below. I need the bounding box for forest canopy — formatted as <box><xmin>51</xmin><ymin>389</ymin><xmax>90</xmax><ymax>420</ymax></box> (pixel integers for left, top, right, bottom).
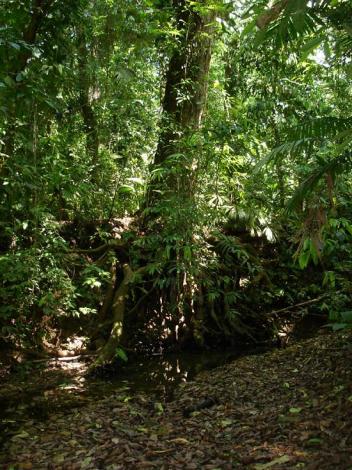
<box><xmin>1</xmin><ymin>0</ymin><xmax>352</xmax><ymax>367</ymax></box>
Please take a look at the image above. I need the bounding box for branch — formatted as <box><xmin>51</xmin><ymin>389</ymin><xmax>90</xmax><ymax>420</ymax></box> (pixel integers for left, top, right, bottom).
<box><xmin>256</xmin><ymin>0</ymin><xmax>290</xmax><ymax>30</ymax></box>
<box><xmin>267</xmin><ymin>294</ymin><xmax>327</xmax><ymax>316</ymax></box>
<box><xmin>72</xmin><ymin>240</ymin><xmax>126</xmax><ymax>255</ymax></box>
<box><xmin>126</xmin><ymin>284</ymin><xmax>156</xmax><ymax>317</ymax></box>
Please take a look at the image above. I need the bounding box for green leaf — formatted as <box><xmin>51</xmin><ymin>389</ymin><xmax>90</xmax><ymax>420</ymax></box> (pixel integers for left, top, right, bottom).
<box><xmin>331</xmin><ymin>323</ymin><xmax>349</xmax><ymax>331</ymax></box>
<box><xmin>13</xmin><ymin>431</ymin><xmax>30</xmax><ymax>439</ymax></box>
<box><xmin>301</xmin><ymin>34</ymin><xmax>325</xmax><ymax>59</ymax></box>
<box><xmin>289</xmin><ymin>407</ymin><xmax>302</xmax><ymax>414</ymax></box>
<box><xmin>309</xmin><ymin>239</ymin><xmax>319</xmax><ymax>265</ymax></box>
<box><xmin>241</xmin><ymin>19</ymin><xmax>257</xmax><ymax>37</ymax></box>
<box><xmin>115</xmin><ymin>347</ymin><xmax>128</xmax><ymax>362</ymax></box>
<box><xmin>118</xmin><ymin>185</ymin><xmax>134</xmax><ymax>194</ymax></box>
<box><xmin>9</xmin><ymin>41</ymin><xmax>21</xmax><ymax>50</ymax></box>
<box><xmin>307</xmin><ymin>437</ymin><xmax>322</xmax><ymax>445</ymax></box>
<box><xmin>81</xmin><ymin>457</ymin><xmax>92</xmax><ymax>468</ymax></box>
<box><xmin>154</xmin><ymin>402</ymin><xmax>164</xmax><ymax>414</ymax></box>
<box><xmin>298</xmin><ymin>250</ymin><xmax>310</xmax><ymax>269</ymax></box>
<box><xmin>220</xmin><ymin>419</ymin><xmax>233</xmax><ymax>427</ymax></box>
<box><xmin>3</xmin><ymin>76</ymin><xmax>15</xmax><ymax>87</ymax></box>
<box><xmin>183</xmin><ymin>245</ymin><xmax>192</xmax><ymax>261</ymax></box>
<box><xmin>340</xmin><ymin>311</ymin><xmax>352</xmax><ymax>323</ymax></box>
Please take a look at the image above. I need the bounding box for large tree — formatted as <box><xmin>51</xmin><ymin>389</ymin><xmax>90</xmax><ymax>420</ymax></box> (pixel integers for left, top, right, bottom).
<box><xmin>91</xmin><ymin>0</ymin><xmax>219</xmax><ymax>367</ymax></box>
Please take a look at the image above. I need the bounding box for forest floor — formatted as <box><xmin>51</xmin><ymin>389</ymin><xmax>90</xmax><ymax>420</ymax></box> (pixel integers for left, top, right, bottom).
<box><xmin>1</xmin><ymin>330</ymin><xmax>352</xmax><ymax>470</ymax></box>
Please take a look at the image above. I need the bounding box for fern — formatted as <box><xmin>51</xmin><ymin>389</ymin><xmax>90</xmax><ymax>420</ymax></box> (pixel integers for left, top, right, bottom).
<box><xmin>254</xmin><ymin>138</ymin><xmax>313</xmax><ymax>172</ymax></box>
<box><xmin>253</xmin><ymin>112</ymin><xmax>352</xmax><ymax>211</ymax></box>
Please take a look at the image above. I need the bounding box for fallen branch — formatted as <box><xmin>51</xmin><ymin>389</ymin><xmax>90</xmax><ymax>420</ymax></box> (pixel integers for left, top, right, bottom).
<box><xmin>54</xmin><ymin>353</ymin><xmax>97</xmax><ymax>362</ymax></box>
<box><xmin>267</xmin><ymin>295</ymin><xmax>327</xmax><ymax>317</ymax></box>
<box><xmin>30</xmin><ymin>353</ymin><xmax>97</xmax><ymax>363</ymax></box>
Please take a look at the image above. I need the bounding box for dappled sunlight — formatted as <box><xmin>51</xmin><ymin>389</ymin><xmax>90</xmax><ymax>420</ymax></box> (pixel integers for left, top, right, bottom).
<box><xmin>1</xmin><ymin>0</ymin><xmax>351</xmax><ymax>467</ymax></box>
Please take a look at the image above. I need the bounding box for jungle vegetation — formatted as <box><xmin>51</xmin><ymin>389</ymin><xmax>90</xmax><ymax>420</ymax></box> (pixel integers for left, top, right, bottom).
<box><xmin>1</xmin><ymin>0</ymin><xmax>352</xmax><ymax>370</ymax></box>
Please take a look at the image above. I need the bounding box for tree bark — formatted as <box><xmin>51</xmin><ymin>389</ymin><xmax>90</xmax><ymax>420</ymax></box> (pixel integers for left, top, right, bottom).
<box><xmin>90</xmin><ymin>263</ymin><xmax>134</xmax><ymax>368</ymax></box>
<box><xmin>142</xmin><ymin>0</ymin><xmax>217</xmax><ymax>347</ymax></box>
<box><xmin>256</xmin><ymin>0</ymin><xmax>290</xmax><ymax>30</ymax></box>
<box><xmin>77</xmin><ymin>30</ymin><xmax>100</xmax><ymax>176</ymax></box>
<box><xmin>7</xmin><ymin>0</ymin><xmax>54</xmax><ymax>79</ymax></box>
<box><xmin>147</xmin><ymin>0</ymin><xmax>215</xmax><ymax>204</ymax></box>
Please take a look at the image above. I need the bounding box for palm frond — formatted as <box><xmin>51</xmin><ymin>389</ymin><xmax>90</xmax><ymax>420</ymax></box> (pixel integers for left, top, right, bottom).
<box><xmin>254</xmin><ymin>0</ymin><xmax>325</xmax><ymax>46</ymax></box>
<box><xmin>287</xmin><ymin>150</ymin><xmax>352</xmax><ymax>211</ymax></box>
<box><xmin>253</xmin><ymin>0</ymin><xmax>351</xmax><ymax>49</ymax></box>
<box><xmin>336</xmin><ymin>33</ymin><xmax>352</xmax><ymax>54</ymax></box>
<box><xmin>254</xmin><ymin>117</ymin><xmax>352</xmax><ymax>172</ymax></box>
<box><xmin>254</xmin><ymin>138</ymin><xmax>313</xmax><ymax>173</ymax></box>
<box><xmin>287</xmin><ymin>117</ymin><xmax>352</xmax><ymax>141</ymax></box>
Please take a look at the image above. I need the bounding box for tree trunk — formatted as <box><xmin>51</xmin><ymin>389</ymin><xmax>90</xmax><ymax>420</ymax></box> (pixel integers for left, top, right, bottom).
<box><xmin>77</xmin><ymin>30</ymin><xmax>100</xmax><ymax>177</ymax></box>
<box><xmin>143</xmin><ymin>0</ymin><xmax>216</xmax><ymax>346</ymax></box>
<box><xmin>90</xmin><ymin>263</ymin><xmax>134</xmax><ymax>368</ymax></box>
<box><xmin>7</xmin><ymin>0</ymin><xmax>53</xmax><ymax>79</ymax></box>
<box><xmin>147</xmin><ymin>0</ymin><xmax>215</xmax><ymax>204</ymax></box>
<box><xmin>91</xmin><ymin>1</ymin><xmax>217</xmax><ymax>368</ymax></box>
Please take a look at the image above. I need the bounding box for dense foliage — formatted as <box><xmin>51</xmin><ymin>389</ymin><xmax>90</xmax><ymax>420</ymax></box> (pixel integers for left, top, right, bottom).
<box><xmin>1</xmin><ymin>0</ymin><xmax>351</xmax><ymax>365</ymax></box>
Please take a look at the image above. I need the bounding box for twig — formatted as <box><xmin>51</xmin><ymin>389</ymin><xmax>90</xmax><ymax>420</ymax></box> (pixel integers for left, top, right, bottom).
<box><xmin>126</xmin><ymin>284</ymin><xmax>157</xmax><ymax>317</ymax></box>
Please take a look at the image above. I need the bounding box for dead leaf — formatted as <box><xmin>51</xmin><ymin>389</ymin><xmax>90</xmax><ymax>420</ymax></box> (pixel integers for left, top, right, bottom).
<box><xmin>168</xmin><ymin>437</ymin><xmax>190</xmax><ymax>445</ymax></box>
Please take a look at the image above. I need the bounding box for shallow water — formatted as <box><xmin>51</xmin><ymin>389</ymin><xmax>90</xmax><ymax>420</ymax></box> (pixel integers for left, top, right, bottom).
<box><xmin>88</xmin><ymin>346</ymin><xmax>268</xmax><ymax>399</ymax></box>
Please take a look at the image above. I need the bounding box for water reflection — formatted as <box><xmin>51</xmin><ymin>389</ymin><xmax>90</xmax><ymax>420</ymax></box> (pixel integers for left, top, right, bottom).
<box><xmin>93</xmin><ymin>314</ymin><xmax>326</xmax><ymax>397</ymax></box>
<box><xmin>97</xmin><ymin>349</ymin><xmax>246</xmax><ymax>399</ymax></box>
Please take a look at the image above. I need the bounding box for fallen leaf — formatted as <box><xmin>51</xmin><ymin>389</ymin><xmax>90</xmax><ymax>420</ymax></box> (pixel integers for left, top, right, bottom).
<box><xmin>220</xmin><ymin>419</ymin><xmax>233</xmax><ymax>427</ymax></box>
<box><xmin>254</xmin><ymin>455</ymin><xmax>291</xmax><ymax>469</ymax></box>
<box><xmin>18</xmin><ymin>463</ymin><xmax>33</xmax><ymax>469</ymax></box>
<box><xmin>81</xmin><ymin>456</ymin><xmax>92</xmax><ymax>467</ymax></box>
<box><xmin>148</xmin><ymin>449</ymin><xmax>173</xmax><ymax>455</ymax></box>
<box><xmin>168</xmin><ymin>437</ymin><xmax>190</xmax><ymax>445</ymax></box>
<box><xmin>13</xmin><ymin>431</ymin><xmax>30</xmax><ymax>439</ymax></box>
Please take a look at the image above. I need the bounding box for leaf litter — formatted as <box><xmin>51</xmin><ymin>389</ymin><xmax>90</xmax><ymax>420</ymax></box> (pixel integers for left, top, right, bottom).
<box><xmin>1</xmin><ymin>330</ymin><xmax>352</xmax><ymax>469</ymax></box>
